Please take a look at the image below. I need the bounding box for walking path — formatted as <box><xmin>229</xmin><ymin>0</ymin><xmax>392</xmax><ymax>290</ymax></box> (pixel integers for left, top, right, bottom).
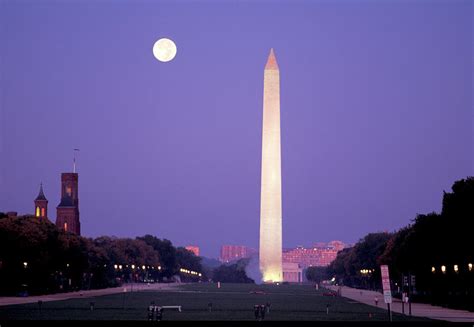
<box><xmin>0</xmin><ymin>283</ymin><xmax>180</xmax><ymax>307</ymax></box>
<box><xmin>327</xmin><ymin>285</ymin><xmax>474</xmax><ymax>322</ymax></box>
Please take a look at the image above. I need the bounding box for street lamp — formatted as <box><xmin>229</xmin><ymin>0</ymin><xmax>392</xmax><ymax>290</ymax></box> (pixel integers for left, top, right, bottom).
<box><xmin>469</xmin><ymin>263</ymin><xmax>473</xmax><ymax>272</ymax></box>
<box><xmin>23</xmin><ymin>262</ymin><xmax>28</xmax><ymax>268</ymax></box>
<box><xmin>454</xmin><ymin>265</ymin><xmax>459</xmax><ymax>273</ymax></box>
<box><xmin>441</xmin><ymin>265</ymin><xmax>446</xmax><ymax>273</ymax></box>
<box><xmin>431</xmin><ymin>266</ymin><xmax>435</xmax><ymax>273</ymax></box>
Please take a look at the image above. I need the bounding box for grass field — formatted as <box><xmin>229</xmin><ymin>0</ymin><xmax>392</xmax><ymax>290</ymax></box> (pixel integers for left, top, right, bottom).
<box><xmin>0</xmin><ymin>283</ymin><xmax>430</xmax><ymax>321</ymax></box>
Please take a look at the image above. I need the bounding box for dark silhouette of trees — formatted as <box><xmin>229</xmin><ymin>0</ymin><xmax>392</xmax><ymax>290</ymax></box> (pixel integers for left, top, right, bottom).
<box><xmin>212</xmin><ymin>258</ymin><xmax>254</xmax><ymax>283</ymax></box>
<box><xmin>327</xmin><ymin>232</ymin><xmax>392</xmax><ymax>289</ymax></box>
<box><xmin>0</xmin><ymin>220</ymin><xmax>205</xmax><ymax>295</ymax></box>
<box><xmin>137</xmin><ymin>235</ymin><xmax>177</xmax><ymax>278</ymax></box>
<box><xmin>306</xmin><ymin>266</ymin><xmax>330</xmax><ymax>283</ymax></box>
<box><xmin>328</xmin><ymin>176</ymin><xmax>474</xmax><ymax>311</ymax></box>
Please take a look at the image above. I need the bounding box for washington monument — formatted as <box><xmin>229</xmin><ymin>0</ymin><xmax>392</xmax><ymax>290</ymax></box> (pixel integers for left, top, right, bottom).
<box><xmin>259</xmin><ymin>48</ymin><xmax>283</xmax><ymax>282</ymax></box>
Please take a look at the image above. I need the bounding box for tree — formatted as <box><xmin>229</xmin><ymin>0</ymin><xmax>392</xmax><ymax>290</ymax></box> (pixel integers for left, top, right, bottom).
<box><xmin>137</xmin><ymin>235</ymin><xmax>177</xmax><ymax>278</ymax></box>
<box><xmin>212</xmin><ymin>258</ymin><xmax>254</xmax><ymax>283</ymax></box>
<box><xmin>327</xmin><ymin>232</ymin><xmax>392</xmax><ymax>289</ymax></box>
<box><xmin>306</xmin><ymin>266</ymin><xmax>329</xmax><ymax>283</ymax></box>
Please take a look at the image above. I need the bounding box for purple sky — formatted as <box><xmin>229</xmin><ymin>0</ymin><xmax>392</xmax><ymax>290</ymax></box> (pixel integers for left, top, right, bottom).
<box><xmin>1</xmin><ymin>0</ymin><xmax>472</xmax><ymax>258</ymax></box>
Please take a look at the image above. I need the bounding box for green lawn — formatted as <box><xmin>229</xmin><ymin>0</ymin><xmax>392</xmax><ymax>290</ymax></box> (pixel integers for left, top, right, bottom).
<box><xmin>0</xmin><ymin>283</ymin><xmax>430</xmax><ymax>321</ymax></box>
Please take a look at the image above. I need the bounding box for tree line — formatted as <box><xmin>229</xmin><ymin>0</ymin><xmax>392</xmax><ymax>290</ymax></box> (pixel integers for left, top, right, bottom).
<box><xmin>314</xmin><ymin>176</ymin><xmax>474</xmax><ymax>311</ymax></box>
<box><xmin>0</xmin><ymin>216</ymin><xmax>203</xmax><ymax>296</ymax></box>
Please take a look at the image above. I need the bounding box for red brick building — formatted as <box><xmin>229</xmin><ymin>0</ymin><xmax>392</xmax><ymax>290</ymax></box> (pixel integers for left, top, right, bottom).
<box><xmin>219</xmin><ymin>245</ymin><xmax>256</xmax><ymax>263</ymax></box>
<box><xmin>34</xmin><ymin>183</ymin><xmax>48</xmax><ymax>219</ymax></box>
<box><xmin>282</xmin><ymin>241</ymin><xmax>347</xmax><ymax>268</ymax></box>
<box><xmin>56</xmin><ymin>173</ymin><xmax>81</xmax><ymax>235</ymax></box>
<box><xmin>185</xmin><ymin>245</ymin><xmax>200</xmax><ymax>256</ymax></box>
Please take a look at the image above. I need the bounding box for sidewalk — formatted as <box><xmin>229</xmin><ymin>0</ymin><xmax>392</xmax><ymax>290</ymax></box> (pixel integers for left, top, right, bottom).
<box><xmin>0</xmin><ymin>283</ymin><xmax>180</xmax><ymax>307</ymax></box>
<box><xmin>327</xmin><ymin>285</ymin><xmax>474</xmax><ymax>322</ymax></box>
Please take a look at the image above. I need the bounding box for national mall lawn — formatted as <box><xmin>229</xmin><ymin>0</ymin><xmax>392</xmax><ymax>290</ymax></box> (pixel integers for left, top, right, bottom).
<box><xmin>0</xmin><ymin>283</ymin><xmax>429</xmax><ymax>321</ymax></box>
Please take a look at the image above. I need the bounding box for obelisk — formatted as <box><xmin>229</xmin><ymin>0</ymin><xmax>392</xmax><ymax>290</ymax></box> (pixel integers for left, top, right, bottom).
<box><xmin>259</xmin><ymin>48</ymin><xmax>282</xmax><ymax>282</ymax></box>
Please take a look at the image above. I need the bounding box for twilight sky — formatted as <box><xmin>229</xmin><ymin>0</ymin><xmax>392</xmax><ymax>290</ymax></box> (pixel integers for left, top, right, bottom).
<box><xmin>0</xmin><ymin>0</ymin><xmax>472</xmax><ymax>258</ymax></box>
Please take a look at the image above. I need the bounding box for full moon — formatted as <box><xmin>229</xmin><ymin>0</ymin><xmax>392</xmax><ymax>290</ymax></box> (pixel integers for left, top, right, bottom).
<box><xmin>153</xmin><ymin>38</ymin><xmax>177</xmax><ymax>62</ymax></box>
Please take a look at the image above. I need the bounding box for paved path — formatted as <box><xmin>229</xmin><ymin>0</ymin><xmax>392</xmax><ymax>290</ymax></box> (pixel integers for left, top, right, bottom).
<box><xmin>0</xmin><ymin>283</ymin><xmax>180</xmax><ymax>307</ymax></box>
<box><xmin>327</xmin><ymin>285</ymin><xmax>474</xmax><ymax>322</ymax></box>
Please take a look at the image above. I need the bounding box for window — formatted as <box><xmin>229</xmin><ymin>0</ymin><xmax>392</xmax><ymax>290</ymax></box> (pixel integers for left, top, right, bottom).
<box><xmin>64</xmin><ymin>222</ymin><xmax>68</xmax><ymax>231</ymax></box>
<box><xmin>36</xmin><ymin>207</ymin><xmax>40</xmax><ymax>217</ymax></box>
<box><xmin>66</xmin><ymin>187</ymin><xmax>72</xmax><ymax>196</ymax></box>
<box><xmin>41</xmin><ymin>208</ymin><xmax>45</xmax><ymax>217</ymax></box>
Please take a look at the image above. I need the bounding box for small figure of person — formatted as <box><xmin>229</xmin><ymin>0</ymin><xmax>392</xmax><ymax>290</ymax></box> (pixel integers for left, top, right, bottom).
<box><xmin>156</xmin><ymin>307</ymin><xmax>163</xmax><ymax>321</ymax></box>
<box><xmin>260</xmin><ymin>305</ymin><xmax>266</xmax><ymax>320</ymax></box>
<box><xmin>147</xmin><ymin>305</ymin><xmax>155</xmax><ymax>321</ymax></box>
<box><xmin>374</xmin><ymin>296</ymin><xmax>379</xmax><ymax>306</ymax></box>
<box><xmin>254</xmin><ymin>305</ymin><xmax>260</xmax><ymax>320</ymax></box>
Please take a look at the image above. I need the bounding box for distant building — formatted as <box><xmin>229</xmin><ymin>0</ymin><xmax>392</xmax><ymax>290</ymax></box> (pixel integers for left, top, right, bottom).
<box><xmin>220</xmin><ymin>245</ymin><xmax>256</xmax><ymax>263</ymax></box>
<box><xmin>282</xmin><ymin>241</ymin><xmax>347</xmax><ymax>268</ymax></box>
<box><xmin>56</xmin><ymin>172</ymin><xmax>81</xmax><ymax>235</ymax></box>
<box><xmin>328</xmin><ymin>240</ymin><xmax>346</xmax><ymax>252</ymax></box>
<box><xmin>185</xmin><ymin>245</ymin><xmax>200</xmax><ymax>256</ymax></box>
<box><xmin>283</xmin><ymin>246</ymin><xmax>320</xmax><ymax>268</ymax></box>
<box><xmin>282</xmin><ymin>262</ymin><xmax>303</xmax><ymax>283</ymax></box>
<box><xmin>34</xmin><ymin>183</ymin><xmax>48</xmax><ymax>219</ymax></box>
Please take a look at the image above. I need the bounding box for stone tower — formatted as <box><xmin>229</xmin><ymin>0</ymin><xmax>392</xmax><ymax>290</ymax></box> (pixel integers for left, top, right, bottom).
<box><xmin>259</xmin><ymin>48</ymin><xmax>283</xmax><ymax>282</ymax></box>
<box><xmin>56</xmin><ymin>173</ymin><xmax>81</xmax><ymax>235</ymax></box>
<box><xmin>34</xmin><ymin>183</ymin><xmax>48</xmax><ymax>219</ymax></box>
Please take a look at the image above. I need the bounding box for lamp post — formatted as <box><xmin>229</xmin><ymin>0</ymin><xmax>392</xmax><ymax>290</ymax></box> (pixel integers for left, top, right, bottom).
<box><xmin>22</xmin><ymin>262</ymin><xmax>28</xmax><ymax>296</ymax></box>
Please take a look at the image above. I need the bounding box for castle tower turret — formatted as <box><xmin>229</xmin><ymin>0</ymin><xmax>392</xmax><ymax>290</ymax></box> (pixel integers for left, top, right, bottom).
<box><xmin>56</xmin><ymin>173</ymin><xmax>81</xmax><ymax>235</ymax></box>
<box><xmin>34</xmin><ymin>183</ymin><xmax>48</xmax><ymax>219</ymax></box>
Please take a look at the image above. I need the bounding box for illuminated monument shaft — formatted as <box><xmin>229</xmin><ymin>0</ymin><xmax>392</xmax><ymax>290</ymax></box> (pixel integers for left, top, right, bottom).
<box><xmin>259</xmin><ymin>48</ymin><xmax>282</xmax><ymax>282</ymax></box>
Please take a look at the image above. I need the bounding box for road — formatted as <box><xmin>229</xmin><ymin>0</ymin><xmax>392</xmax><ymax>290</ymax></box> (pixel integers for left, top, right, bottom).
<box><xmin>327</xmin><ymin>285</ymin><xmax>474</xmax><ymax>322</ymax></box>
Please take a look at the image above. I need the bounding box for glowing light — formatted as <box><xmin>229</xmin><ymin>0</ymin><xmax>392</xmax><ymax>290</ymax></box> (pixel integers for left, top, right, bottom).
<box><xmin>119</xmin><ymin>265</ymin><xmax>123</xmax><ymax>269</ymax></box>
<box><xmin>131</xmin><ymin>265</ymin><xmax>135</xmax><ymax>269</ymax></box>
<box><xmin>454</xmin><ymin>265</ymin><xmax>459</xmax><ymax>273</ymax></box>
<box><xmin>23</xmin><ymin>262</ymin><xmax>28</xmax><ymax>268</ymax></box>
<box><xmin>259</xmin><ymin>49</ymin><xmax>283</xmax><ymax>283</ymax></box>
<box><xmin>469</xmin><ymin>263</ymin><xmax>473</xmax><ymax>271</ymax></box>
<box><xmin>441</xmin><ymin>265</ymin><xmax>446</xmax><ymax>273</ymax></box>
<box><xmin>158</xmin><ymin>266</ymin><xmax>162</xmax><ymax>270</ymax></box>
<box><xmin>142</xmin><ymin>265</ymin><xmax>146</xmax><ymax>270</ymax></box>
<box><xmin>153</xmin><ymin>38</ymin><xmax>177</xmax><ymax>62</ymax></box>
<box><xmin>36</xmin><ymin>207</ymin><xmax>40</xmax><ymax>217</ymax></box>
<box><xmin>198</xmin><ymin>273</ymin><xmax>202</xmax><ymax>277</ymax></box>
<box><xmin>114</xmin><ymin>264</ymin><xmax>118</xmax><ymax>269</ymax></box>
<box><xmin>431</xmin><ymin>267</ymin><xmax>435</xmax><ymax>273</ymax></box>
